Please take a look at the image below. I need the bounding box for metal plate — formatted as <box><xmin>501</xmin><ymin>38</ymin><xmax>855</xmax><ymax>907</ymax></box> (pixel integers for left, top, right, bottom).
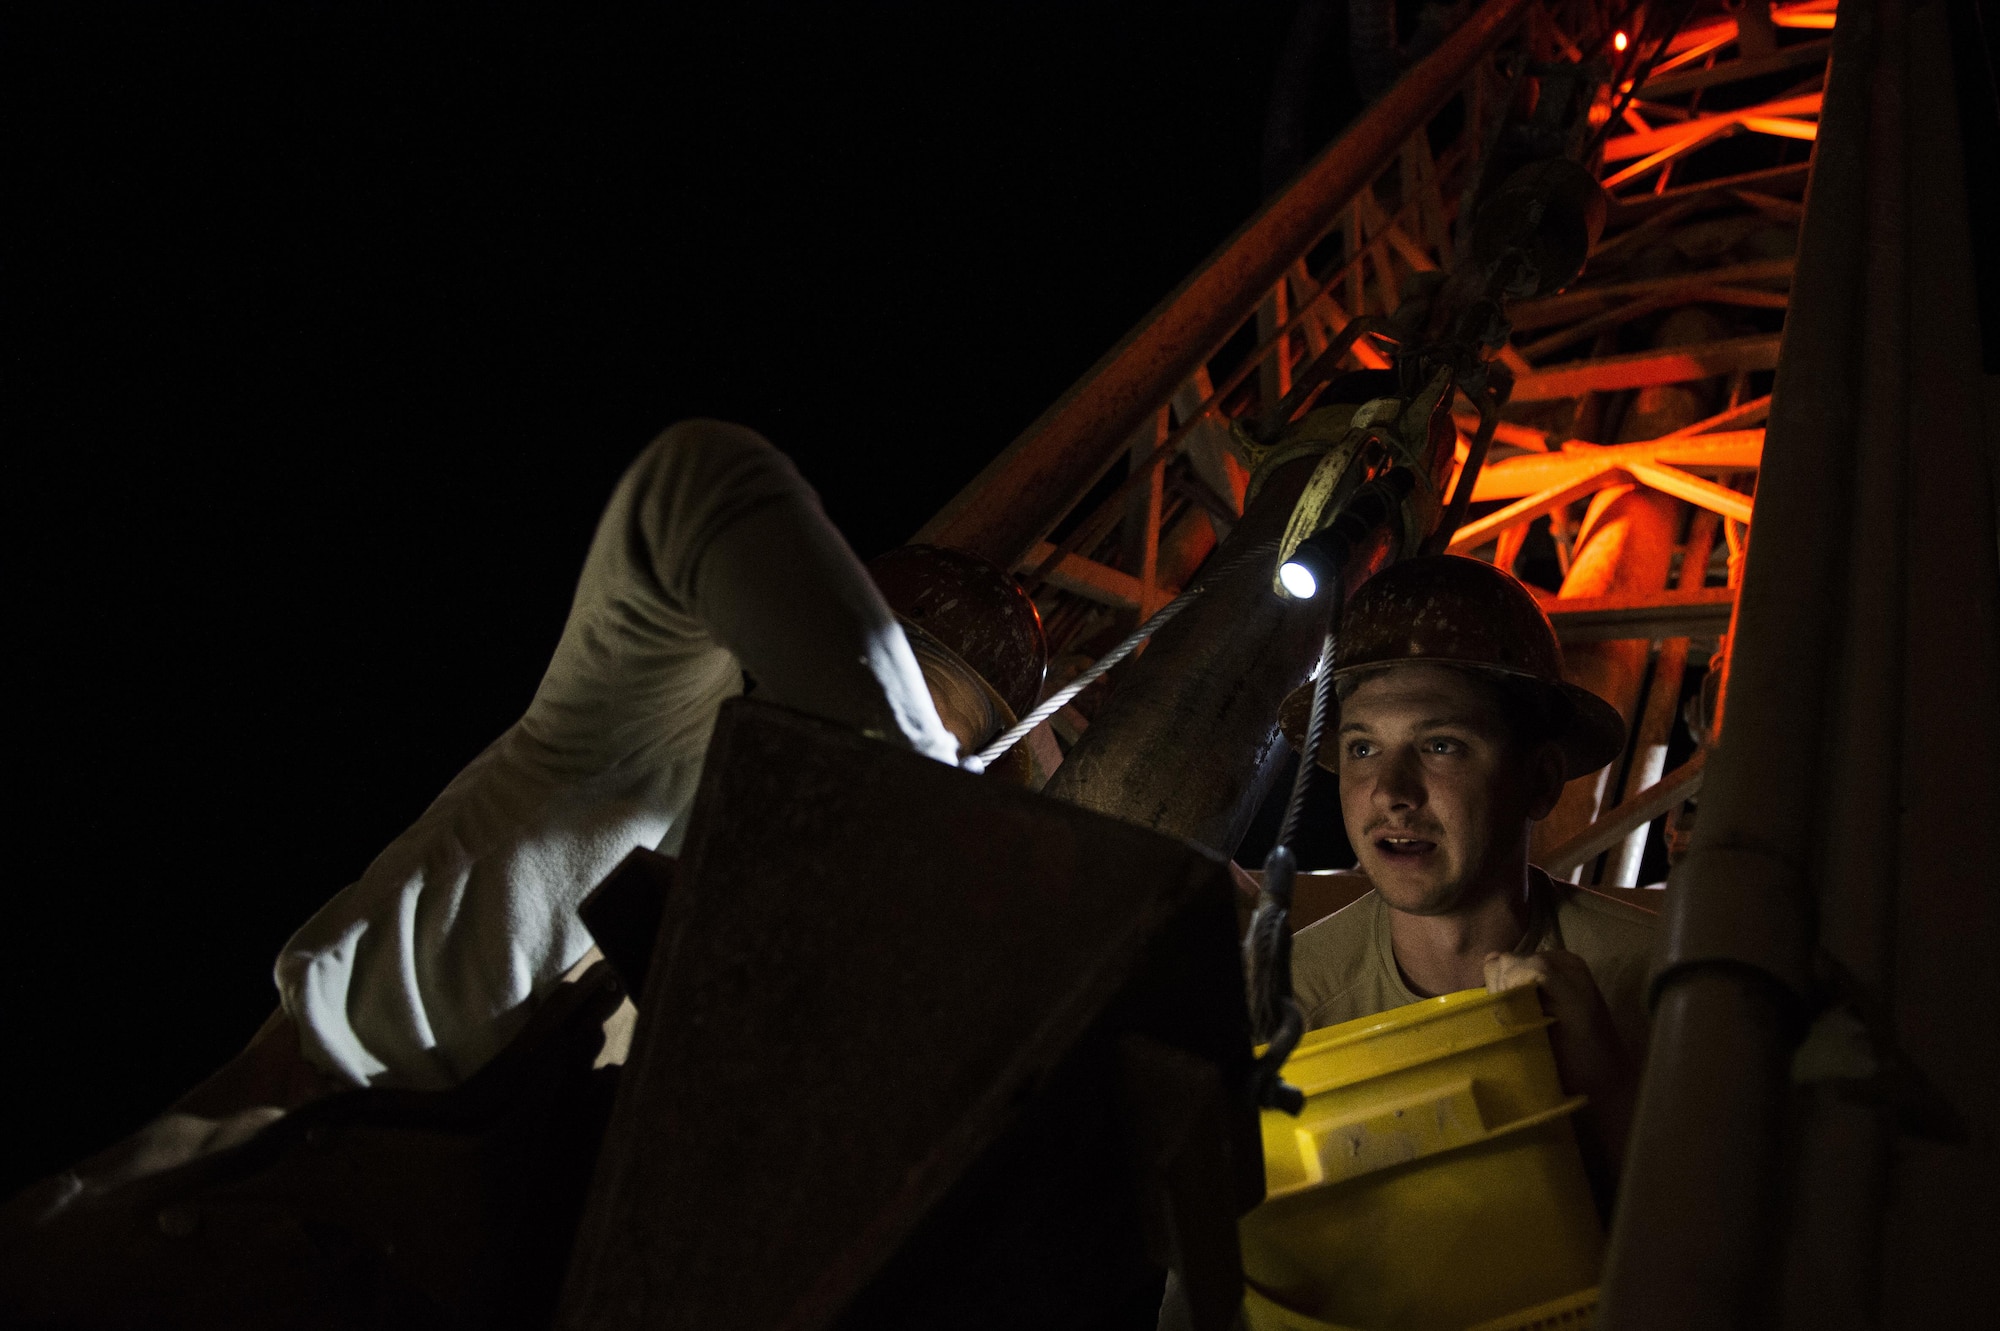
<box><xmin>559</xmin><ymin>698</ymin><xmax>1255</xmax><ymax>1331</ymax></box>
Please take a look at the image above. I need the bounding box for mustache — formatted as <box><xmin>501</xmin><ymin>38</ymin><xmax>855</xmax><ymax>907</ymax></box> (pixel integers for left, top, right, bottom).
<box><xmin>1363</xmin><ymin>816</ymin><xmax>1445</xmax><ymax>840</ymax></box>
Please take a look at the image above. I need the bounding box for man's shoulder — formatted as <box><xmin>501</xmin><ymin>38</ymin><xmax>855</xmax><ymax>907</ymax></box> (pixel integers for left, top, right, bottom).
<box><xmin>1549</xmin><ymin>880</ymin><xmax>1659</xmax><ymax>963</ymax></box>
<box><xmin>1294</xmin><ymin>889</ymin><xmax>1379</xmax><ymax>951</ymax></box>
<box><xmin>1290</xmin><ymin>892</ymin><xmax>1395</xmax><ymax>1029</ymax></box>
<box><xmin>1544</xmin><ymin>879</ymin><xmax>1661</xmax><ymax>1057</ymax></box>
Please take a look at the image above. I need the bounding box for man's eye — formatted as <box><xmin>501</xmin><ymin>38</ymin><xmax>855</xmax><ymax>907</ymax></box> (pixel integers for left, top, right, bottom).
<box><xmin>1423</xmin><ymin>737</ymin><xmax>1462</xmax><ymax>755</ymax></box>
<box><xmin>1345</xmin><ymin>740</ymin><xmax>1375</xmax><ymax>759</ymax></box>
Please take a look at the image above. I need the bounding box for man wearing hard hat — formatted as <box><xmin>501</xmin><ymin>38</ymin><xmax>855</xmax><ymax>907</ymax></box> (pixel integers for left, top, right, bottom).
<box><xmin>1282</xmin><ymin>555</ymin><xmax>1657</xmax><ymax>1177</ymax></box>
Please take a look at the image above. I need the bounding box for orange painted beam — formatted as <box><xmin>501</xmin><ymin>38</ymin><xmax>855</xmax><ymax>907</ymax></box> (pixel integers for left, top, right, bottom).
<box><xmin>1602</xmin><ymin>94</ymin><xmax>1822</xmax><ymax>163</ymax></box>
<box><xmin>1540</xmin><ymin>751</ymin><xmax>1709</xmax><ymax>873</ymax></box>
<box><xmin>1508</xmin><ymin>259</ymin><xmax>1793</xmax><ymax>331</ymax></box>
<box><xmin>1663</xmin><ymin>23</ymin><xmax>1738</xmax><ymax>62</ymax></box>
<box><xmin>1627</xmin><ymin>462</ymin><xmax>1756</xmax><ymax>524</ymax></box>
<box><xmin>1020</xmin><ymin>542</ymin><xmax>1176</xmax><ymax>615</ymax></box>
<box><xmin>1453</xmin><ymin>415</ymin><xmax>1552</xmax><ymax>452</ymax></box>
<box><xmin>1643</xmin><ymin>38</ymin><xmax>1832</xmax><ymax>98</ymax></box>
<box><xmin>1604</xmin><ymin>163</ymin><xmax>1810</xmax><ymax>224</ymax></box>
<box><xmin>1660</xmin><ymin>394</ymin><xmax>1772</xmax><ymax>439</ymax></box>
<box><xmin>1519</xmin><ymin>285</ymin><xmax>1790</xmax><ymax>362</ymax></box>
<box><xmin>1509</xmin><ymin>334</ymin><xmax>1783</xmax><ymax>401</ymax></box>
<box><xmin>1739</xmin><ymin>116</ymin><xmax>1819</xmax><ymax>142</ymax></box>
<box><xmin>1448</xmin><ymin>467</ymin><xmax>1636</xmax><ymax>552</ymax></box>
<box><xmin>1656</xmin><ymin>0</ymin><xmax>1837</xmax><ymax>57</ymax></box>
<box><xmin>1544</xmin><ymin>588</ymin><xmax>1738</xmax><ymax>644</ymax></box>
<box><xmin>1470</xmin><ymin>431</ymin><xmax>1765</xmax><ymax>501</ymax></box>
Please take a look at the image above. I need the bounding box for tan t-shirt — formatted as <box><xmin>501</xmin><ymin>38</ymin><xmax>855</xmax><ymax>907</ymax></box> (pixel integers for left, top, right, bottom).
<box><xmin>1290</xmin><ymin>869</ymin><xmax>1659</xmax><ymax>1061</ymax></box>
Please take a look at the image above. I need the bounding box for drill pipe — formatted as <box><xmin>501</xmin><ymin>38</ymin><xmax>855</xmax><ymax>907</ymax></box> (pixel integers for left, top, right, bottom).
<box><xmin>1042</xmin><ymin>455</ymin><xmax>1399</xmax><ymax>855</ymax></box>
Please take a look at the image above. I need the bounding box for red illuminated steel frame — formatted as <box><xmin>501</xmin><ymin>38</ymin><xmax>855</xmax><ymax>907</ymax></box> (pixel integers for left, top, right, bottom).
<box><xmin>920</xmin><ymin>0</ymin><xmax>1818</xmax><ymax>889</ymax></box>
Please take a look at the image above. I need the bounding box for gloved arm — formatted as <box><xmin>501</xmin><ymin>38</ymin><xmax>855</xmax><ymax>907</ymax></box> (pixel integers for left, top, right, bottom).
<box><xmin>1484</xmin><ymin>949</ymin><xmax>1638</xmax><ymax>1206</ymax></box>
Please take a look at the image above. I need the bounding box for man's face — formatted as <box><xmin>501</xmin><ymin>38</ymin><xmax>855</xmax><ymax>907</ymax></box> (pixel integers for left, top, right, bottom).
<box><xmin>1336</xmin><ymin>664</ymin><xmax>1559</xmax><ymax>916</ymax></box>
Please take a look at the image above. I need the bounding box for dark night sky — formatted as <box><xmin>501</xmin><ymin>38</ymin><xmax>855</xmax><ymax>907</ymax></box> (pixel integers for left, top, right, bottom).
<box><xmin>8</xmin><ymin>3</ymin><xmax>1365</xmax><ymax>1190</ymax></box>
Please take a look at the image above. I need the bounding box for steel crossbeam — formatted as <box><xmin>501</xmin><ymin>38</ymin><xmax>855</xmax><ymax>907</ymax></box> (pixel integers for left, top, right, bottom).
<box><xmin>1509</xmin><ymin>335</ymin><xmax>1784</xmax><ymax>400</ymax></box>
<box><xmin>1468</xmin><ymin>431</ymin><xmax>1764</xmax><ymax>500</ymax></box>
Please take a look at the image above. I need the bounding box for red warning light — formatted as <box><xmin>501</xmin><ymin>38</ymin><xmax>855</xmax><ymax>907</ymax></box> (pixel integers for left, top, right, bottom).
<box><xmin>1613</xmin><ymin>30</ymin><xmax>1630</xmax><ymax>51</ymax></box>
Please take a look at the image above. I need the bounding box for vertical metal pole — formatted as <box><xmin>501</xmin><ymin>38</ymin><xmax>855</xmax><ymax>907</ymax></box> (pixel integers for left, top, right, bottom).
<box><xmin>1847</xmin><ymin>0</ymin><xmax>2000</xmax><ymax>1315</ymax></box>
<box><xmin>1775</xmin><ymin>0</ymin><xmax>1908</xmax><ymax>1304</ymax></box>
<box><xmin>1258</xmin><ymin>283</ymin><xmax>1294</xmax><ymax>412</ymax></box>
<box><xmin>1531</xmin><ymin>486</ymin><xmax>1681</xmax><ymax>877</ymax></box>
<box><xmin>1605</xmin><ymin>510</ymin><xmax>1719</xmax><ymax>886</ymax></box>
<box><xmin>1357</xmin><ymin>186</ymin><xmax>1403</xmax><ymax>312</ymax></box>
<box><xmin>1345</xmin><ymin>207</ymin><xmax>1367</xmax><ymax>315</ymax></box>
<box><xmin>1599</xmin><ymin>0</ymin><xmax>1882</xmax><ymax>1321</ymax></box>
<box><xmin>1121</xmin><ymin>408</ymin><xmax>1169</xmax><ymax>620</ymax></box>
<box><xmin>1286</xmin><ymin>261</ymin><xmax>1331</xmax><ymax>356</ymax></box>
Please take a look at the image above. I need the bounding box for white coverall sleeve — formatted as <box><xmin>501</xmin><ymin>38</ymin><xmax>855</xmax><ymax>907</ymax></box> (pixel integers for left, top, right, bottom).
<box><xmin>275</xmin><ymin>419</ymin><xmax>958</xmax><ymax>1089</ymax></box>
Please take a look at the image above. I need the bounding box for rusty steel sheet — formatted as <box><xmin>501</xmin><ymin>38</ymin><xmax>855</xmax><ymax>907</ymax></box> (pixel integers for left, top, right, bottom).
<box><xmin>559</xmin><ymin>698</ymin><xmax>1258</xmax><ymax>1331</ymax></box>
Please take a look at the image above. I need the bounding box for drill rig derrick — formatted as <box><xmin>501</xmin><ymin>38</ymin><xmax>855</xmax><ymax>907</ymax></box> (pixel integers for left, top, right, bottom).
<box><xmin>1039</xmin><ymin>56</ymin><xmax>1621</xmax><ymax>1138</ymax></box>
<box><xmin>1043</xmin><ymin>66</ymin><xmax>1614</xmax><ymax>872</ymax></box>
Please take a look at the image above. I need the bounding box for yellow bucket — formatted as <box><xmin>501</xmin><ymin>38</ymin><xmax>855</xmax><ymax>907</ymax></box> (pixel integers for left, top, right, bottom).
<box><xmin>1239</xmin><ymin>986</ymin><xmax>1602</xmax><ymax>1330</ymax></box>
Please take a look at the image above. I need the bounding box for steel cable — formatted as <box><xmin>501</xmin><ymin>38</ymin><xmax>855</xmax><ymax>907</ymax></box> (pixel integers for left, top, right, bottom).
<box><xmin>963</xmin><ymin>537</ymin><xmax>1282</xmax><ymax>773</ymax></box>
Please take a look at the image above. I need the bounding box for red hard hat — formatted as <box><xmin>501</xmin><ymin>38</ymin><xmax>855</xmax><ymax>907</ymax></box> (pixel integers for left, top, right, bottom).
<box><xmin>1281</xmin><ymin>555</ymin><xmax>1626</xmax><ymax>778</ymax></box>
<box><xmin>868</xmin><ymin>544</ymin><xmax>1048</xmax><ymax>718</ymax></box>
